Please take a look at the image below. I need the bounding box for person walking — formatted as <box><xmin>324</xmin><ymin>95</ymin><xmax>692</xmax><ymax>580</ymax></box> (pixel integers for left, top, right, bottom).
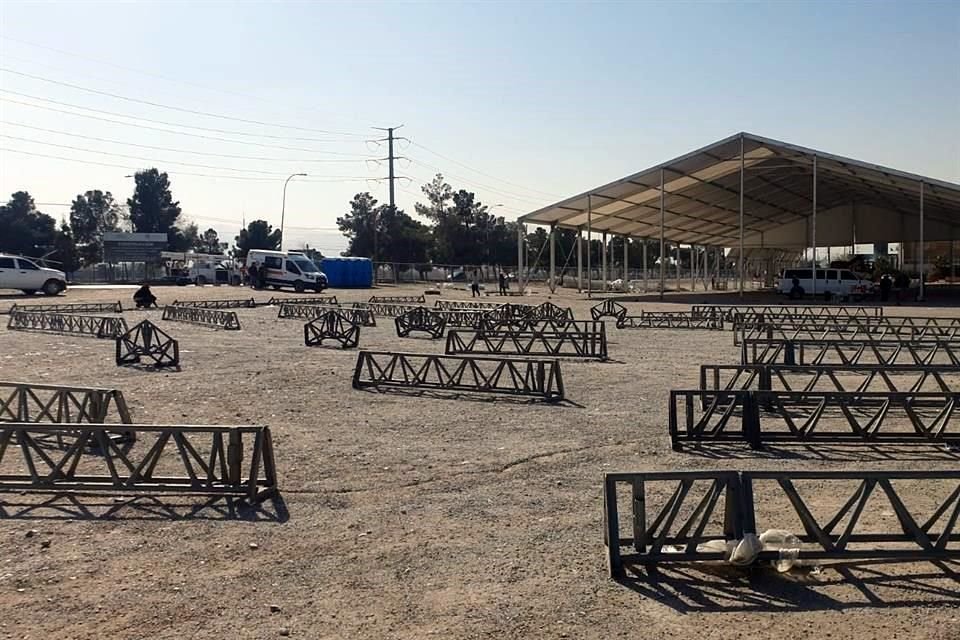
<box><xmin>498</xmin><ymin>271</ymin><xmax>508</xmax><ymax>296</ymax></box>
<box><xmin>470</xmin><ymin>270</ymin><xmax>480</xmax><ymax>297</ymax></box>
<box><xmin>247</xmin><ymin>262</ymin><xmax>258</xmax><ymax>289</ymax></box>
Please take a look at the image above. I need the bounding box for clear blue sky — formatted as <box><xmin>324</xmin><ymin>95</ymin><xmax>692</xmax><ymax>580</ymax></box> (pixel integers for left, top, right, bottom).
<box><xmin>1</xmin><ymin>1</ymin><xmax>957</xmax><ymax>255</ymax></box>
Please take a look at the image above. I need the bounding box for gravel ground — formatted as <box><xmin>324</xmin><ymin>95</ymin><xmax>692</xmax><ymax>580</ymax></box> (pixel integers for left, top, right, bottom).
<box><xmin>0</xmin><ymin>284</ymin><xmax>957</xmax><ymax>640</ymax></box>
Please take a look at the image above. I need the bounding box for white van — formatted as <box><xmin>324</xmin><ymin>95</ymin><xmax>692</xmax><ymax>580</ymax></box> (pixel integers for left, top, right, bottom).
<box><xmin>246</xmin><ymin>250</ymin><xmax>328</xmax><ymax>292</ymax></box>
<box><xmin>778</xmin><ymin>268</ymin><xmax>869</xmax><ymax>300</ymax></box>
<box><xmin>0</xmin><ymin>253</ymin><xmax>67</xmax><ymax>296</ymax></box>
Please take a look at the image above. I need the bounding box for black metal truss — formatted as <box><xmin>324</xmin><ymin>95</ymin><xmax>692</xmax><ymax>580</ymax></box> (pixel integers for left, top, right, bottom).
<box><xmin>116</xmin><ymin>320</ymin><xmax>180</xmax><ymax>367</ymax></box>
<box><xmin>0</xmin><ymin>422</ymin><xmax>278</xmax><ymax>503</ymax></box>
<box><xmin>172</xmin><ymin>298</ymin><xmax>256</xmax><ymax>309</ymax></box>
<box><xmin>591</xmin><ymin>300</ymin><xmax>628</xmax><ymax>323</ymax></box>
<box><xmin>432</xmin><ymin>309</ymin><xmax>486</xmax><ymax>328</ymax></box>
<box><xmin>699</xmin><ymin>364</ymin><xmax>960</xmax><ymax>396</ymax></box>
<box><xmin>691</xmin><ymin>305</ymin><xmax>884</xmax><ymax>323</ymax></box>
<box><xmin>668</xmin><ymin>389</ymin><xmax>960</xmax><ymax>449</ymax></box>
<box><xmin>395</xmin><ymin>307</ymin><xmax>447</xmax><ymax>339</ymax></box>
<box><xmin>161</xmin><ymin>305</ymin><xmax>241</xmax><ymax>330</ymax></box>
<box><xmin>7</xmin><ymin>310</ymin><xmax>128</xmax><ymax>339</ymax></box>
<box><xmin>0</xmin><ymin>381</ymin><xmax>132</xmax><ymax>424</ymax></box>
<box><xmin>267</xmin><ymin>295</ymin><xmax>338</xmax><ymax>306</ymax></box>
<box><xmin>9</xmin><ymin>301</ymin><xmax>123</xmax><ymax>314</ymax></box>
<box><xmin>741</xmin><ymin>338</ymin><xmax>960</xmax><ymax>366</ymax></box>
<box><xmin>604</xmin><ymin>470</ymin><xmax>960</xmax><ymax>576</ymax></box>
<box><xmin>369</xmin><ymin>294</ymin><xmax>426</xmax><ymax>304</ymax></box>
<box><xmin>734</xmin><ymin>315</ymin><xmax>960</xmax><ymax>333</ymax></box>
<box><xmin>528</xmin><ymin>302</ymin><xmax>575</xmax><ymax>322</ymax></box>
<box><xmin>618</xmin><ymin>311</ymin><xmax>724</xmax><ymax>330</ymax></box>
<box><xmin>736</xmin><ymin>322</ymin><xmax>960</xmax><ymax>347</ymax></box>
<box><xmin>446</xmin><ymin>322</ymin><xmax>608</xmax><ymax>360</ymax></box>
<box><xmin>278</xmin><ymin>303</ymin><xmax>375</xmax><ymax>326</ymax></box>
<box><xmin>352</xmin><ymin>302</ymin><xmax>423</xmax><ymax>318</ymax></box>
<box><xmin>304</xmin><ymin>309</ymin><xmax>361</xmax><ymax>349</ymax></box>
<box><xmin>352</xmin><ymin>351</ymin><xmax>564</xmax><ymax>401</ymax></box>
<box><xmin>434</xmin><ymin>300</ymin><xmax>503</xmax><ymax>311</ymax></box>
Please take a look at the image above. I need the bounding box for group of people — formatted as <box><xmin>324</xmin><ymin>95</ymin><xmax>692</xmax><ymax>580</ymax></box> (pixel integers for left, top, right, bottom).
<box><xmin>246</xmin><ymin>262</ymin><xmax>267</xmax><ymax>290</ymax></box>
<box><xmin>469</xmin><ymin>270</ymin><xmax>510</xmax><ymax>297</ymax></box>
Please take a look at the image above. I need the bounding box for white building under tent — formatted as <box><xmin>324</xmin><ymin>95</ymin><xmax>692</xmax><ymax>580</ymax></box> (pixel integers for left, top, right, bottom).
<box><xmin>516</xmin><ymin>132</ymin><xmax>960</xmax><ymax>299</ymax></box>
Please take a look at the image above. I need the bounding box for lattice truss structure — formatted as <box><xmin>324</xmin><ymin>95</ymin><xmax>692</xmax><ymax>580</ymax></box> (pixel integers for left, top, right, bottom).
<box><xmin>668</xmin><ymin>389</ymin><xmax>960</xmax><ymax>448</ymax></box>
<box><xmin>267</xmin><ymin>295</ymin><xmax>338</xmax><ymax>306</ymax></box>
<box><xmin>692</xmin><ymin>305</ymin><xmax>883</xmax><ymax>323</ymax></box>
<box><xmin>591</xmin><ymin>300</ymin><xmax>628</xmax><ymax>323</ymax></box>
<box><xmin>623</xmin><ymin>311</ymin><xmax>724</xmax><ymax>330</ymax></box>
<box><xmin>395</xmin><ymin>307</ymin><xmax>447</xmax><ymax>339</ymax></box>
<box><xmin>0</xmin><ymin>423</ymin><xmax>277</xmax><ymax>503</ymax></box>
<box><xmin>735</xmin><ymin>319</ymin><xmax>960</xmax><ymax>346</ymax></box>
<box><xmin>0</xmin><ymin>381</ymin><xmax>132</xmax><ymax>424</ymax></box>
<box><xmin>431</xmin><ymin>309</ymin><xmax>486</xmax><ymax>329</ymax></box>
<box><xmin>172</xmin><ymin>298</ymin><xmax>256</xmax><ymax>309</ymax></box>
<box><xmin>352</xmin><ymin>302</ymin><xmax>423</xmax><ymax>318</ymax></box>
<box><xmin>161</xmin><ymin>305</ymin><xmax>241</xmax><ymax>330</ymax></box>
<box><xmin>7</xmin><ymin>310</ymin><xmax>128</xmax><ymax>339</ymax></box>
<box><xmin>278</xmin><ymin>303</ymin><xmax>375</xmax><ymax>326</ymax></box>
<box><xmin>369</xmin><ymin>294</ymin><xmax>426</xmax><ymax>304</ymax></box>
<box><xmin>10</xmin><ymin>301</ymin><xmax>123</xmax><ymax>314</ymax></box>
<box><xmin>446</xmin><ymin>320</ymin><xmax>608</xmax><ymax>360</ymax></box>
<box><xmin>528</xmin><ymin>302</ymin><xmax>575</xmax><ymax>322</ymax></box>
<box><xmin>699</xmin><ymin>364</ymin><xmax>960</xmax><ymax>395</ymax></box>
<box><xmin>116</xmin><ymin>320</ymin><xmax>180</xmax><ymax>367</ymax></box>
<box><xmin>352</xmin><ymin>351</ymin><xmax>565</xmax><ymax>401</ymax></box>
<box><xmin>304</xmin><ymin>309</ymin><xmax>361</xmax><ymax>348</ymax></box>
<box><xmin>741</xmin><ymin>338</ymin><xmax>960</xmax><ymax>366</ymax></box>
<box><xmin>604</xmin><ymin>470</ymin><xmax>960</xmax><ymax>576</ymax></box>
<box><xmin>434</xmin><ymin>300</ymin><xmax>503</xmax><ymax>311</ymax></box>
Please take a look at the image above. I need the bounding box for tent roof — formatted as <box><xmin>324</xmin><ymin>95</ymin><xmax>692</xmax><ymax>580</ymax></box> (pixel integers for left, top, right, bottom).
<box><xmin>519</xmin><ymin>132</ymin><xmax>960</xmax><ymax>248</ymax></box>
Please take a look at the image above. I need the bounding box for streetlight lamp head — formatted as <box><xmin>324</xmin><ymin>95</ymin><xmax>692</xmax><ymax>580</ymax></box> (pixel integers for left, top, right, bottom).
<box><xmin>297</xmin><ymin>173</ymin><xmax>307</xmax><ymax>177</ymax></box>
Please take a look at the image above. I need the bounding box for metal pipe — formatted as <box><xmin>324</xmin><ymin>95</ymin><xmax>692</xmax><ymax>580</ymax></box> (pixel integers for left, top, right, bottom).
<box><xmin>549</xmin><ymin>223</ymin><xmax>556</xmax><ymax>294</ymax></box>
<box><xmin>576</xmin><ymin>227</ymin><xmax>582</xmax><ymax>292</ymax></box>
<box><xmin>659</xmin><ymin>169</ymin><xmax>665</xmax><ymax>300</ymax></box>
<box><xmin>517</xmin><ymin>222</ymin><xmax>524</xmax><ymax>294</ymax></box>
<box><xmin>643</xmin><ymin>239</ymin><xmax>648</xmax><ymax>293</ymax></box>
<box><xmin>739</xmin><ymin>134</ymin><xmax>744</xmax><ymax>297</ymax></box>
<box><xmin>587</xmin><ymin>195</ymin><xmax>592</xmax><ymax>298</ymax></box>
<box><xmin>601</xmin><ymin>231</ymin><xmax>608</xmax><ymax>293</ymax></box>
<box><xmin>812</xmin><ymin>154</ymin><xmax>818</xmax><ymax>297</ymax></box>
<box><xmin>280</xmin><ymin>172</ymin><xmax>307</xmax><ymax>251</ymax></box>
<box><xmin>919</xmin><ymin>180</ymin><xmax>925</xmax><ymax>302</ymax></box>
<box><xmin>623</xmin><ymin>235</ymin><xmax>629</xmax><ymax>285</ymax></box>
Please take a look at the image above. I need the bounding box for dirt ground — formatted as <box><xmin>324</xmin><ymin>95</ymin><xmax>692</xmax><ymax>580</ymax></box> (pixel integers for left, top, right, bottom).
<box><xmin>0</xmin><ymin>282</ymin><xmax>958</xmax><ymax>640</ymax></box>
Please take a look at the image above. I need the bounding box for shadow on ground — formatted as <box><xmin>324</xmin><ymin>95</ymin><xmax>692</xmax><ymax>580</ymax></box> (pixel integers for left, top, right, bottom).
<box><xmin>0</xmin><ymin>493</ymin><xmax>289</xmax><ymax>522</ymax></box>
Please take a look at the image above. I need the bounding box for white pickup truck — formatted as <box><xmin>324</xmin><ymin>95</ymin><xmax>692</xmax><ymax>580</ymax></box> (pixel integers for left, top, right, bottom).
<box><xmin>0</xmin><ymin>253</ymin><xmax>67</xmax><ymax>296</ymax></box>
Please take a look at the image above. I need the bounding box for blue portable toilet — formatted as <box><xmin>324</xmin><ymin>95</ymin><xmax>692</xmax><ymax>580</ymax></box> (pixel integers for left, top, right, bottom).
<box><xmin>321</xmin><ymin>257</ymin><xmax>373</xmax><ymax>288</ymax></box>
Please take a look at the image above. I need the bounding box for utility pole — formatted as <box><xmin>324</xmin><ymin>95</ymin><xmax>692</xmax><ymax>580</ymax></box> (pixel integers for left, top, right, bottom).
<box><xmin>372</xmin><ymin>125</ymin><xmax>405</xmax><ymax>271</ymax></box>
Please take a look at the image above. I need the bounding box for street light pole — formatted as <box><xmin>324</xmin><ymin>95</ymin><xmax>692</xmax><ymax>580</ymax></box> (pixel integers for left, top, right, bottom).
<box><xmin>280</xmin><ymin>173</ymin><xmax>307</xmax><ymax>251</ymax></box>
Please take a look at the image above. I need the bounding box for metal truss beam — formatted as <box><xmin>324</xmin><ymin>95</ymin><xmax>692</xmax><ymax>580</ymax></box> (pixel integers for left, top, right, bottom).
<box><xmin>369</xmin><ymin>294</ymin><xmax>426</xmax><ymax>304</ymax></box>
<box><xmin>741</xmin><ymin>338</ymin><xmax>960</xmax><ymax>366</ymax></box>
<box><xmin>692</xmin><ymin>305</ymin><xmax>883</xmax><ymax>323</ymax></box>
<box><xmin>7</xmin><ymin>310</ymin><xmax>128</xmax><ymax>339</ymax></box>
<box><xmin>605</xmin><ymin>470</ymin><xmax>960</xmax><ymax>577</ymax></box>
<box><xmin>434</xmin><ymin>300</ymin><xmax>503</xmax><ymax>311</ymax></box>
<box><xmin>668</xmin><ymin>389</ymin><xmax>960</xmax><ymax>449</ymax></box>
<box><xmin>734</xmin><ymin>316</ymin><xmax>960</xmax><ymax>345</ymax></box>
<box><xmin>161</xmin><ymin>305</ymin><xmax>241</xmax><ymax>330</ymax></box>
<box><xmin>352</xmin><ymin>351</ymin><xmax>564</xmax><ymax>401</ymax></box>
<box><xmin>9</xmin><ymin>301</ymin><xmax>123</xmax><ymax>314</ymax></box>
<box><xmin>0</xmin><ymin>422</ymin><xmax>277</xmax><ymax>503</ymax></box>
<box><xmin>116</xmin><ymin>320</ymin><xmax>180</xmax><ymax>367</ymax></box>
<box><xmin>700</xmin><ymin>364</ymin><xmax>960</xmax><ymax>395</ymax></box>
<box><xmin>172</xmin><ymin>298</ymin><xmax>256</xmax><ymax>309</ymax></box>
<box><xmin>395</xmin><ymin>307</ymin><xmax>447</xmax><ymax>339</ymax></box>
<box><xmin>267</xmin><ymin>295</ymin><xmax>338</xmax><ymax>306</ymax></box>
<box><xmin>0</xmin><ymin>381</ymin><xmax>132</xmax><ymax>424</ymax></box>
<box><xmin>620</xmin><ymin>312</ymin><xmax>724</xmax><ymax>330</ymax></box>
<box><xmin>529</xmin><ymin>302</ymin><xmax>575</xmax><ymax>322</ymax></box>
<box><xmin>279</xmin><ymin>303</ymin><xmax>375</xmax><ymax>326</ymax></box>
<box><xmin>304</xmin><ymin>309</ymin><xmax>361</xmax><ymax>349</ymax></box>
<box><xmin>352</xmin><ymin>302</ymin><xmax>423</xmax><ymax>318</ymax></box>
<box><xmin>446</xmin><ymin>322</ymin><xmax>608</xmax><ymax>360</ymax></box>
<box><xmin>591</xmin><ymin>300</ymin><xmax>628</xmax><ymax>323</ymax></box>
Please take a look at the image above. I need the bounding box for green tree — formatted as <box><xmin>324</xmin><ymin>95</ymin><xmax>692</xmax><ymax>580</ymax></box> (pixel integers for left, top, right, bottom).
<box><xmin>235</xmin><ymin>219</ymin><xmax>282</xmax><ymax>259</ymax></box>
<box><xmin>200</xmin><ymin>228</ymin><xmax>224</xmax><ymax>254</ymax></box>
<box><xmin>169</xmin><ymin>221</ymin><xmax>201</xmax><ymax>252</ymax></box>
<box><xmin>127</xmin><ymin>169</ymin><xmax>182</xmax><ymax>248</ymax></box>
<box><xmin>53</xmin><ymin>222</ymin><xmax>81</xmax><ymax>275</ymax></box>
<box><xmin>69</xmin><ymin>190</ymin><xmax>120</xmax><ymax>264</ymax></box>
<box><xmin>0</xmin><ymin>191</ymin><xmax>56</xmax><ymax>257</ymax></box>
<box><xmin>337</xmin><ymin>192</ymin><xmax>432</xmax><ymax>263</ymax></box>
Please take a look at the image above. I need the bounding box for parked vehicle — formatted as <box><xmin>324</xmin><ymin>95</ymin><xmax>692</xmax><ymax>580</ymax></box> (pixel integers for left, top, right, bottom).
<box><xmin>161</xmin><ymin>252</ymin><xmax>243</xmax><ymax>286</ymax></box>
<box><xmin>0</xmin><ymin>253</ymin><xmax>68</xmax><ymax>296</ymax></box>
<box><xmin>778</xmin><ymin>268</ymin><xmax>870</xmax><ymax>300</ymax></box>
<box><xmin>245</xmin><ymin>250</ymin><xmax>328</xmax><ymax>292</ymax></box>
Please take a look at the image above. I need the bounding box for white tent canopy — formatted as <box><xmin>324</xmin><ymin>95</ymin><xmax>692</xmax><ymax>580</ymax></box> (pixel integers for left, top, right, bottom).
<box><xmin>517</xmin><ymin>132</ymin><xmax>960</xmax><ymax>297</ymax></box>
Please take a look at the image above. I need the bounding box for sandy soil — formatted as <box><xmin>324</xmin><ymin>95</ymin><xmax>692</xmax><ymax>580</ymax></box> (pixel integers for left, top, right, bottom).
<box><xmin>0</xmin><ymin>283</ymin><xmax>957</xmax><ymax>640</ymax></box>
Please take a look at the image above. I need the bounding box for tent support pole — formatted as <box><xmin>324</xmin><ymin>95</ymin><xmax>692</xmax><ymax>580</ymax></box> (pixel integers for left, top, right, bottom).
<box><xmin>623</xmin><ymin>236</ymin><xmax>629</xmax><ymax>286</ymax></box>
<box><xmin>576</xmin><ymin>226</ymin><xmax>582</xmax><ymax>293</ymax></box>
<box><xmin>587</xmin><ymin>195</ymin><xmax>592</xmax><ymax>299</ymax></box>
<box><xmin>601</xmin><ymin>231</ymin><xmax>608</xmax><ymax>293</ymax></box>
<box><xmin>549</xmin><ymin>223</ymin><xmax>556</xmax><ymax>294</ymax></box>
<box><xmin>659</xmin><ymin>169</ymin><xmax>665</xmax><ymax>300</ymax></box>
<box><xmin>739</xmin><ymin>133</ymin><xmax>745</xmax><ymax>297</ymax></box>
<box><xmin>517</xmin><ymin>221</ymin><xmax>524</xmax><ymax>294</ymax></box>
<box><xmin>675</xmin><ymin>243</ymin><xmax>681</xmax><ymax>292</ymax></box>
<box><xmin>643</xmin><ymin>239</ymin><xmax>648</xmax><ymax>293</ymax></box>
<box><xmin>811</xmin><ymin>154</ymin><xmax>818</xmax><ymax>298</ymax></box>
<box><xmin>919</xmin><ymin>180</ymin><xmax>925</xmax><ymax>302</ymax></box>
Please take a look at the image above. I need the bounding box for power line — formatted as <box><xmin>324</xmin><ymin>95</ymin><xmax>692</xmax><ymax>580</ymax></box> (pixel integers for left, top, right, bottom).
<box><xmin>0</xmin><ymin>66</ymin><xmax>368</xmax><ymax>138</ymax></box>
<box><xmin>0</xmin><ymin>96</ymin><xmax>368</xmax><ymax>155</ymax></box>
<box><xmin>0</xmin><ymin>147</ymin><xmax>375</xmax><ymax>183</ymax></box>
<box><xmin>405</xmin><ymin>161</ymin><xmax>545</xmax><ymax>207</ymax></box>
<box><xmin>409</xmin><ymin>140</ymin><xmax>562</xmax><ymax>199</ymax></box>
<box><xmin>0</xmin><ymin>89</ymin><xmax>360</xmax><ymax>144</ymax></box>
<box><xmin>0</xmin><ymin>121</ymin><xmax>369</xmax><ymax>164</ymax></box>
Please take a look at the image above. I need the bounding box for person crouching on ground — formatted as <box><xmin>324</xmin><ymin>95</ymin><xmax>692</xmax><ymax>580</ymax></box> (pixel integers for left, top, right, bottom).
<box><xmin>133</xmin><ymin>284</ymin><xmax>158</xmax><ymax>308</ymax></box>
